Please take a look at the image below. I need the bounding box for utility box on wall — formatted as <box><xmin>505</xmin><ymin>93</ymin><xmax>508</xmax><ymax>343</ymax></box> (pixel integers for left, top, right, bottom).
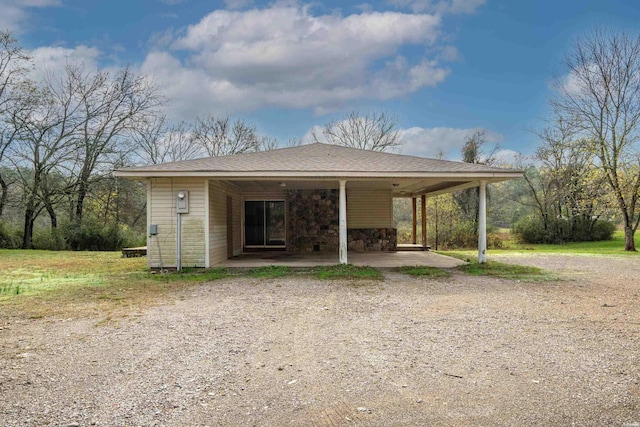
<box><xmin>176</xmin><ymin>190</ymin><xmax>189</xmax><ymax>214</ymax></box>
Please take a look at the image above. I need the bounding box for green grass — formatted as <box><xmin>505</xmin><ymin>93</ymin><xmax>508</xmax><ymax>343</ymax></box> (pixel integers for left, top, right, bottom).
<box><xmin>0</xmin><ymin>250</ymin><xmax>239</xmax><ymax>319</ymax></box>
<box><xmin>438</xmin><ymin>251</ymin><xmax>556</xmax><ymax>281</ymax></box>
<box><xmin>457</xmin><ymin>260</ymin><xmax>555</xmax><ymax>281</ymax></box>
<box><xmin>312</xmin><ymin>264</ymin><xmax>383</xmax><ymax>280</ymax></box>
<box><xmin>397</xmin><ymin>266</ymin><xmax>451</xmax><ymax>278</ymax></box>
<box><xmin>0</xmin><ymin>251</ymin><xmax>387</xmax><ymax>319</ymax></box>
<box><xmin>441</xmin><ymin>231</ymin><xmax>640</xmax><ymax>260</ymax></box>
<box><xmin>247</xmin><ymin>265</ymin><xmax>291</xmax><ymax>279</ymax></box>
<box><xmin>498</xmin><ymin>230</ymin><xmax>640</xmax><ymax>255</ymax></box>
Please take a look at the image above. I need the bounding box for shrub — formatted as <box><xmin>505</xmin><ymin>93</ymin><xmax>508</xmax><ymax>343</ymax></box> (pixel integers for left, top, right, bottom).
<box><xmin>62</xmin><ymin>219</ymin><xmax>144</xmax><ymax>251</ymax></box>
<box><xmin>32</xmin><ymin>228</ymin><xmax>68</xmax><ymax>250</ymax></box>
<box><xmin>0</xmin><ymin>221</ymin><xmax>21</xmax><ymax>249</ymax></box>
<box><xmin>513</xmin><ymin>215</ymin><xmax>615</xmax><ymax>244</ymax></box>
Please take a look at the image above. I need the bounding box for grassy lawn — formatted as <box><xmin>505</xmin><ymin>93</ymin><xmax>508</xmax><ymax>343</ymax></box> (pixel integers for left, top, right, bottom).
<box><xmin>311</xmin><ymin>264</ymin><xmax>383</xmax><ymax>280</ymax></box>
<box><xmin>0</xmin><ymin>250</ymin><xmax>236</xmax><ymax>319</ymax></box>
<box><xmin>397</xmin><ymin>266</ymin><xmax>451</xmax><ymax>278</ymax></box>
<box><xmin>6</xmin><ymin>233</ymin><xmax>628</xmax><ymax>320</ymax></box>
<box><xmin>443</xmin><ymin>230</ymin><xmax>640</xmax><ymax>259</ymax></box>
<box><xmin>457</xmin><ymin>261</ymin><xmax>558</xmax><ymax>281</ymax></box>
<box><xmin>0</xmin><ymin>251</ymin><xmax>386</xmax><ymax>320</ymax></box>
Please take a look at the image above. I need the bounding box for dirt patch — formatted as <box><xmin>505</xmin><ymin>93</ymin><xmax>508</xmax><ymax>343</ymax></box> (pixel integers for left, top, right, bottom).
<box><xmin>1</xmin><ymin>255</ymin><xmax>639</xmax><ymax>426</ymax></box>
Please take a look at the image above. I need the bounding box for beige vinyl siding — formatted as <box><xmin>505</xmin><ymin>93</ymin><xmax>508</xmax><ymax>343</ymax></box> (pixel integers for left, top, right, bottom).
<box><xmin>147</xmin><ymin>177</ymin><xmax>206</xmax><ymax>268</ymax></box>
<box><xmin>209</xmin><ymin>180</ymin><xmax>242</xmax><ymax>266</ymax></box>
<box><xmin>347</xmin><ymin>189</ymin><xmax>393</xmax><ymax>228</ymax></box>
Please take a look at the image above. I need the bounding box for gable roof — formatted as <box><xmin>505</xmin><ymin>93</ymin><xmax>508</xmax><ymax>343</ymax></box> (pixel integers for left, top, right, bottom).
<box><xmin>115</xmin><ymin>142</ymin><xmax>520</xmax><ymax>179</ymax></box>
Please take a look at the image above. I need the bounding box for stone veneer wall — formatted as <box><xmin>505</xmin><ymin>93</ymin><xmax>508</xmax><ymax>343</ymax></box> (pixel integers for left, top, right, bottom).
<box><xmin>287</xmin><ymin>189</ymin><xmax>398</xmax><ymax>253</ymax></box>
<box><xmin>287</xmin><ymin>189</ymin><xmax>339</xmax><ymax>253</ymax></box>
<box><xmin>348</xmin><ymin>228</ymin><xmax>397</xmax><ymax>252</ymax></box>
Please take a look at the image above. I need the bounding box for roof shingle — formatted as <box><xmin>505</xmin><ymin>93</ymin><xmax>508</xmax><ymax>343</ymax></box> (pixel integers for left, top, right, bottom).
<box><xmin>116</xmin><ymin>142</ymin><xmax>517</xmax><ymax>175</ymax></box>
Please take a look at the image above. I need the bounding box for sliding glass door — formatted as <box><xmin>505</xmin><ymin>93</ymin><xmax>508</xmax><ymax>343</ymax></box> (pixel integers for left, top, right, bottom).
<box><xmin>244</xmin><ymin>201</ymin><xmax>285</xmax><ymax>248</ymax></box>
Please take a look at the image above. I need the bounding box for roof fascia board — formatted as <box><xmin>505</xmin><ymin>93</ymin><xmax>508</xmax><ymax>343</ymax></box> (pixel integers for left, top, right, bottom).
<box><xmin>417</xmin><ymin>181</ymin><xmax>486</xmax><ymax>197</ymax></box>
<box><xmin>114</xmin><ymin>170</ymin><xmax>523</xmax><ymax>180</ymax></box>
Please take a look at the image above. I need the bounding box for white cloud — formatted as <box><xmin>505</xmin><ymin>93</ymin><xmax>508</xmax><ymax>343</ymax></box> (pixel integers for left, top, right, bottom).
<box><xmin>398</xmin><ymin>126</ymin><xmax>503</xmax><ymax>160</ymax></box>
<box><xmin>492</xmin><ymin>149</ymin><xmax>521</xmax><ymax>166</ymax></box>
<box><xmin>141</xmin><ymin>5</ymin><xmax>451</xmax><ymax>119</ymax></box>
<box><xmin>0</xmin><ymin>0</ymin><xmax>60</xmax><ymax>33</ymax></box>
<box><xmin>28</xmin><ymin>45</ymin><xmax>101</xmax><ymax>80</ymax></box>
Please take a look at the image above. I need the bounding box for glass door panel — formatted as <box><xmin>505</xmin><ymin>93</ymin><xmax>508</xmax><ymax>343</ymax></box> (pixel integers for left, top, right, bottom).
<box><xmin>244</xmin><ymin>201</ymin><xmax>265</xmax><ymax>246</ymax></box>
<box><xmin>245</xmin><ymin>200</ymin><xmax>286</xmax><ymax>247</ymax></box>
<box><xmin>266</xmin><ymin>201</ymin><xmax>285</xmax><ymax>246</ymax></box>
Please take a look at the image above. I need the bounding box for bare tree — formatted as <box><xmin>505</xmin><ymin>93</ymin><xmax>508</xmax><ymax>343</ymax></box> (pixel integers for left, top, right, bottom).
<box><xmin>0</xmin><ymin>31</ymin><xmax>29</xmax><ymax>112</ymax></box>
<box><xmin>552</xmin><ymin>28</ymin><xmax>640</xmax><ymax>250</ymax></box>
<box><xmin>312</xmin><ymin>110</ymin><xmax>401</xmax><ymax>152</ymax></box>
<box><xmin>7</xmin><ymin>83</ymin><xmax>81</xmax><ymax>248</ymax></box>
<box><xmin>454</xmin><ymin>130</ymin><xmax>499</xmax><ymax>224</ymax></box>
<box><xmin>258</xmin><ymin>135</ymin><xmax>280</xmax><ymax>151</ymax></box>
<box><xmin>65</xmin><ymin>65</ymin><xmax>162</xmax><ymax>225</ymax></box>
<box><xmin>520</xmin><ymin>118</ymin><xmax>613</xmax><ymax>242</ymax></box>
<box><xmin>132</xmin><ymin>115</ymin><xmax>203</xmax><ymax>165</ymax></box>
<box><xmin>285</xmin><ymin>136</ymin><xmax>303</xmax><ymax>147</ymax></box>
<box><xmin>192</xmin><ymin>114</ymin><xmax>260</xmax><ymax>156</ymax></box>
<box><xmin>0</xmin><ymin>30</ymin><xmax>30</xmax><ymax>218</ymax></box>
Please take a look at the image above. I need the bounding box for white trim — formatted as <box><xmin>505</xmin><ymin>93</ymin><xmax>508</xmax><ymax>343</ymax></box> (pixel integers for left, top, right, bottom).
<box><xmin>339</xmin><ymin>180</ymin><xmax>347</xmax><ymax>265</ymax></box>
<box><xmin>204</xmin><ymin>178</ymin><xmax>210</xmax><ymax>268</ymax></box>
<box><xmin>478</xmin><ymin>181</ymin><xmax>487</xmax><ymax>264</ymax></box>
<box><xmin>146</xmin><ymin>179</ymin><xmax>152</xmax><ymax>269</ymax></box>
<box><xmin>412</xmin><ymin>181</ymin><xmax>490</xmax><ymax>197</ymax></box>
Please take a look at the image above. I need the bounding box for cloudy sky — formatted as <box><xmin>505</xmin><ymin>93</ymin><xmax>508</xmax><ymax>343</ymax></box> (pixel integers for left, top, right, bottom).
<box><xmin>2</xmin><ymin>0</ymin><xmax>639</xmax><ymax>161</ymax></box>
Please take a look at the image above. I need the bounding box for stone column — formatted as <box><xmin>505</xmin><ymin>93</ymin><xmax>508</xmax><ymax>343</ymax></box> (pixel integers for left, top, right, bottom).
<box><xmin>478</xmin><ymin>181</ymin><xmax>487</xmax><ymax>264</ymax></box>
<box><xmin>339</xmin><ymin>180</ymin><xmax>347</xmax><ymax>264</ymax></box>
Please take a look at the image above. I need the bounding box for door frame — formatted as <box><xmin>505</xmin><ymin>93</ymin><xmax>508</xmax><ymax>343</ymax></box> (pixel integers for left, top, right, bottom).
<box><xmin>226</xmin><ymin>196</ymin><xmax>233</xmax><ymax>258</ymax></box>
<box><xmin>243</xmin><ymin>199</ymin><xmax>286</xmax><ymax>249</ymax></box>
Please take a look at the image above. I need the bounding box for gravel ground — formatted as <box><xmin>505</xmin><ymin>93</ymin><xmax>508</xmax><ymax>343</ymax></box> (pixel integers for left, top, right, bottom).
<box><xmin>1</xmin><ymin>254</ymin><xmax>639</xmax><ymax>426</ymax></box>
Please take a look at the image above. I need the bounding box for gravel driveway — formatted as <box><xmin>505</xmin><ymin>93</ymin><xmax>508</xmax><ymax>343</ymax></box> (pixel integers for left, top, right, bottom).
<box><xmin>1</xmin><ymin>254</ymin><xmax>639</xmax><ymax>426</ymax></box>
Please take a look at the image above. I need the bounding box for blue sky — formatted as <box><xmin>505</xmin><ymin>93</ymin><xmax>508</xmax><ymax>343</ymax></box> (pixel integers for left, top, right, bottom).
<box><xmin>3</xmin><ymin>0</ymin><xmax>640</xmax><ymax>161</ymax></box>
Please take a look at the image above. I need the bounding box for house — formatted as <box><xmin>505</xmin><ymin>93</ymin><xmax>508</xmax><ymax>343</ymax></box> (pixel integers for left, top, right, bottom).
<box><xmin>114</xmin><ymin>143</ymin><xmax>522</xmax><ymax>269</ymax></box>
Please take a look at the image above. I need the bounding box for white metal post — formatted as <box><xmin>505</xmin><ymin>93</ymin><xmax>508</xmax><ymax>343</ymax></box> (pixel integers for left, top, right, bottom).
<box><xmin>339</xmin><ymin>180</ymin><xmax>348</xmax><ymax>264</ymax></box>
<box><xmin>478</xmin><ymin>180</ymin><xmax>487</xmax><ymax>264</ymax></box>
<box><xmin>177</xmin><ymin>212</ymin><xmax>182</xmax><ymax>271</ymax></box>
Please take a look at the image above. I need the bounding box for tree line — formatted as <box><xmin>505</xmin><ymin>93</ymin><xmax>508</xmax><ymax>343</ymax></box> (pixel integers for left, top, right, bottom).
<box><xmin>1</xmin><ymin>28</ymin><xmax>640</xmax><ymax>251</ymax></box>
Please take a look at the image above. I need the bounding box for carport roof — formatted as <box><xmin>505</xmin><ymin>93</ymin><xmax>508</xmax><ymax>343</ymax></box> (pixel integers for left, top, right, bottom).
<box><xmin>115</xmin><ymin>142</ymin><xmax>521</xmax><ymax>180</ymax></box>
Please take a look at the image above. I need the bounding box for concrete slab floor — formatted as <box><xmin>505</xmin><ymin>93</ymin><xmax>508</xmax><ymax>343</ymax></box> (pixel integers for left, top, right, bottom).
<box><xmin>220</xmin><ymin>251</ymin><xmax>465</xmax><ymax>269</ymax></box>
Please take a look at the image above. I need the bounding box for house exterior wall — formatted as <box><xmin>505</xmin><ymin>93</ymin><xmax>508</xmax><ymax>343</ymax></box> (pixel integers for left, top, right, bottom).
<box><xmin>147</xmin><ymin>177</ymin><xmax>206</xmax><ymax>268</ymax></box>
<box><xmin>287</xmin><ymin>189</ymin><xmax>339</xmax><ymax>252</ymax></box>
<box><xmin>146</xmin><ymin>180</ymin><xmax>397</xmax><ymax>268</ymax></box>
<box><xmin>346</xmin><ymin>189</ymin><xmax>394</xmax><ymax>228</ymax></box>
<box><xmin>209</xmin><ymin>180</ymin><xmax>242</xmax><ymax>266</ymax></box>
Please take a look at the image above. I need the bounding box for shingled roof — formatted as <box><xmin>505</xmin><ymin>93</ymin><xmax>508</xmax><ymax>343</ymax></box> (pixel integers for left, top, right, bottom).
<box><xmin>115</xmin><ymin>142</ymin><xmax>519</xmax><ymax>179</ymax></box>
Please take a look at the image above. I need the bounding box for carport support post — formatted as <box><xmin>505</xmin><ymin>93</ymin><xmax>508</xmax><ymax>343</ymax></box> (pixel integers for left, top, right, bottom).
<box><xmin>339</xmin><ymin>180</ymin><xmax>348</xmax><ymax>264</ymax></box>
<box><xmin>412</xmin><ymin>197</ymin><xmax>417</xmax><ymax>245</ymax></box>
<box><xmin>421</xmin><ymin>194</ymin><xmax>427</xmax><ymax>248</ymax></box>
<box><xmin>478</xmin><ymin>180</ymin><xmax>487</xmax><ymax>264</ymax></box>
